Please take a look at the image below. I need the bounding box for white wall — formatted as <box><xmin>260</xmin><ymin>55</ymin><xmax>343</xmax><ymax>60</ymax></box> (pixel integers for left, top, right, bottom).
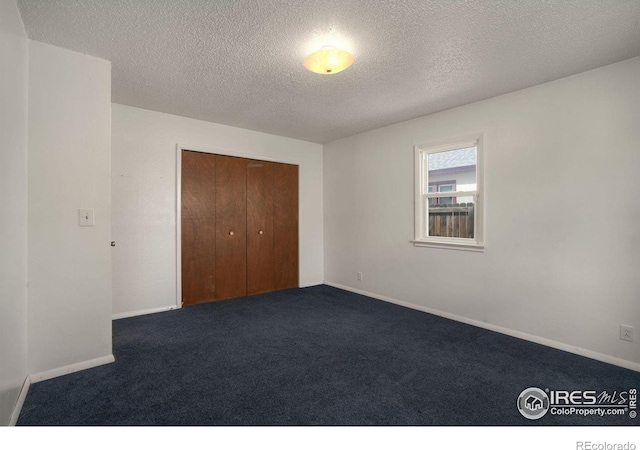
<box><xmin>28</xmin><ymin>41</ymin><xmax>113</xmax><ymax>376</ymax></box>
<box><xmin>0</xmin><ymin>0</ymin><xmax>28</xmax><ymax>425</ymax></box>
<box><xmin>324</xmin><ymin>57</ymin><xmax>640</xmax><ymax>369</ymax></box>
<box><xmin>111</xmin><ymin>104</ymin><xmax>323</xmax><ymax>317</ymax></box>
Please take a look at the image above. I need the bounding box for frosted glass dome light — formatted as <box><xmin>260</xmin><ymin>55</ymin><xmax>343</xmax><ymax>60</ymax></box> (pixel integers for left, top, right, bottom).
<box><xmin>303</xmin><ymin>46</ymin><xmax>354</xmax><ymax>75</ymax></box>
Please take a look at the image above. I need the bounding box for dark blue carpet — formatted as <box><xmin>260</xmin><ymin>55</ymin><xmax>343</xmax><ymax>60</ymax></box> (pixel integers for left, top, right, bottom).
<box><xmin>17</xmin><ymin>285</ymin><xmax>640</xmax><ymax>425</ymax></box>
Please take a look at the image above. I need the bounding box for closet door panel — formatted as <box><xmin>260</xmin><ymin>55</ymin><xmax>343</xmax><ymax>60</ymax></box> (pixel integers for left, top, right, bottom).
<box><xmin>181</xmin><ymin>151</ymin><xmax>216</xmax><ymax>306</ymax></box>
<box><xmin>273</xmin><ymin>163</ymin><xmax>299</xmax><ymax>290</ymax></box>
<box><xmin>215</xmin><ymin>155</ymin><xmax>247</xmax><ymax>300</ymax></box>
<box><xmin>247</xmin><ymin>160</ymin><xmax>275</xmax><ymax>295</ymax></box>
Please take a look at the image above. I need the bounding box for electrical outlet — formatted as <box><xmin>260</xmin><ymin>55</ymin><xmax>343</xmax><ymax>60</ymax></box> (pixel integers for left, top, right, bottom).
<box><xmin>357</xmin><ymin>272</ymin><xmax>363</xmax><ymax>281</ymax></box>
<box><xmin>620</xmin><ymin>325</ymin><xmax>635</xmax><ymax>342</ymax></box>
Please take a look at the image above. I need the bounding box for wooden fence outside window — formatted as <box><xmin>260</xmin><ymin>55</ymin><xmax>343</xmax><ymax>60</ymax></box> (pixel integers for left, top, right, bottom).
<box><xmin>428</xmin><ymin>203</ymin><xmax>474</xmax><ymax>238</ymax></box>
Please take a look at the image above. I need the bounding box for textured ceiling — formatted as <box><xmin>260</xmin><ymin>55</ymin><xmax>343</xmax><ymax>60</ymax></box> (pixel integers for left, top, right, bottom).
<box><xmin>16</xmin><ymin>0</ymin><xmax>640</xmax><ymax>144</ymax></box>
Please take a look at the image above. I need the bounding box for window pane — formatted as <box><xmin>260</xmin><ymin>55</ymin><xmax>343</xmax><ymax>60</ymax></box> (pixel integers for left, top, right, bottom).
<box><xmin>427</xmin><ymin>197</ymin><xmax>475</xmax><ymax>239</ymax></box>
<box><xmin>427</xmin><ymin>146</ymin><xmax>477</xmax><ymax>193</ymax></box>
<box><xmin>438</xmin><ymin>184</ymin><xmax>454</xmax><ymax>204</ymax></box>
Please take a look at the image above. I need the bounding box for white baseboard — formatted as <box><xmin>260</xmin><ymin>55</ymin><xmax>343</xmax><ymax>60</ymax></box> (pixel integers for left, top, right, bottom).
<box><xmin>9</xmin><ymin>376</ymin><xmax>31</xmax><ymax>426</ymax></box>
<box><xmin>324</xmin><ymin>281</ymin><xmax>640</xmax><ymax>373</ymax></box>
<box><xmin>112</xmin><ymin>305</ymin><xmax>175</xmax><ymax>320</ymax></box>
<box><xmin>30</xmin><ymin>354</ymin><xmax>115</xmax><ymax>384</ymax></box>
<box><xmin>300</xmin><ymin>281</ymin><xmax>324</xmax><ymax>289</ymax></box>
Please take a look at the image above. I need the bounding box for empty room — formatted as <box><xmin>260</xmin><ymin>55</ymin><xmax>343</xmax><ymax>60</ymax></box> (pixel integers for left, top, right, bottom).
<box><xmin>2</xmin><ymin>0</ymin><xmax>640</xmax><ymax>437</ymax></box>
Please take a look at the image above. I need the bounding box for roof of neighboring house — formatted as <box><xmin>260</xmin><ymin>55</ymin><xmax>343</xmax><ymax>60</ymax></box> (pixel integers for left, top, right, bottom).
<box><xmin>428</xmin><ymin>147</ymin><xmax>476</xmax><ymax>171</ymax></box>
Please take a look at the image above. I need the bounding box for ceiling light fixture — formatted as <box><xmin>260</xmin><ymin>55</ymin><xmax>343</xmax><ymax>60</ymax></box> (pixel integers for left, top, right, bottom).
<box><xmin>303</xmin><ymin>46</ymin><xmax>354</xmax><ymax>75</ymax></box>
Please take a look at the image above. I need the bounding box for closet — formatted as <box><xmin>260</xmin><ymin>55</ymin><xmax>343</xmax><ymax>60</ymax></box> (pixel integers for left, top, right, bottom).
<box><xmin>181</xmin><ymin>151</ymin><xmax>298</xmax><ymax>306</ymax></box>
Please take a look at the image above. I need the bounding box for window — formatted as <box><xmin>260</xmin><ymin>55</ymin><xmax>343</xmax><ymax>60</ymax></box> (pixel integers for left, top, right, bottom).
<box><xmin>428</xmin><ymin>181</ymin><xmax>456</xmax><ymax>205</ymax></box>
<box><xmin>413</xmin><ymin>134</ymin><xmax>484</xmax><ymax>250</ymax></box>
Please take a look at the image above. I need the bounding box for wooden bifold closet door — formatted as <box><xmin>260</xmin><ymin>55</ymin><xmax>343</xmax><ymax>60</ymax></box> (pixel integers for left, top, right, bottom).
<box><xmin>247</xmin><ymin>160</ymin><xmax>275</xmax><ymax>295</ymax></box>
<box><xmin>181</xmin><ymin>151</ymin><xmax>298</xmax><ymax>306</ymax></box>
<box><xmin>273</xmin><ymin>163</ymin><xmax>298</xmax><ymax>290</ymax></box>
<box><xmin>215</xmin><ymin>155</ymin><xmax>247</xmax><ymax>300</ymax></box>
<box><xmin>181</xmin><ymin>151</ymin><xmax>217</xmax><ymax>305</ymax></box>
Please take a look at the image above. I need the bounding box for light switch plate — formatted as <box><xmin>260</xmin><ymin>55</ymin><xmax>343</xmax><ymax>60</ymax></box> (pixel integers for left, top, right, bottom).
<box><xmin>79</xmin><ymin>208</ymin><xmax>95</xmax><ymax>227</ymax></box>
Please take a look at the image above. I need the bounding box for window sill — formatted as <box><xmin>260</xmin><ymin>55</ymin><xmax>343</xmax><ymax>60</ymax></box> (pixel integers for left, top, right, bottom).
<box><xmin>411</xmin><ymin>240</ymin><xmax>485</xmax><ymax>252</ymax></box>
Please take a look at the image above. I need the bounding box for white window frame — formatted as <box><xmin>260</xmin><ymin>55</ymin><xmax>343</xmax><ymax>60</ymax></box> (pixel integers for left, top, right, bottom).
<box><xmin>413</xmin><ymin>133</ymin><xmax>485</xmax><ymax>251</ymax></box>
